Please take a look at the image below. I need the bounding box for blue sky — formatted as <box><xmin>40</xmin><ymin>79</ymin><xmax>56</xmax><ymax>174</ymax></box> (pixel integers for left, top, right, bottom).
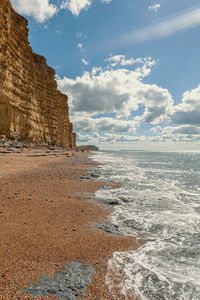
<box><xmin>11</xmin><ymin>0</ymin><xmax>200</xmax><ymax>150</ymax></box>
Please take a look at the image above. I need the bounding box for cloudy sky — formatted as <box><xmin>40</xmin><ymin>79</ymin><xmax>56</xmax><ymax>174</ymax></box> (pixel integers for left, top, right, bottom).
<box><xmin>11</xmin><ymin>0</ymin><xmax>200</xmax><ymax>150</ymax></box>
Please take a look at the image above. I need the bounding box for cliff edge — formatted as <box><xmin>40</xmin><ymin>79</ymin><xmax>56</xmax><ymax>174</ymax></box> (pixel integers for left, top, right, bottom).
<box><xmin>0</xmin><ymin>0</ymin><xmax>76</xmax><ymax>148</ymax></box>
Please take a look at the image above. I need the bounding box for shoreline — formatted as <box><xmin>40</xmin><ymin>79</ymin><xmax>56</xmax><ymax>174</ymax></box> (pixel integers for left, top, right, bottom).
<box><xmin>0</xmin><ymin>148</ymin><xmax>141</xmax><ymax>299</ymax></box>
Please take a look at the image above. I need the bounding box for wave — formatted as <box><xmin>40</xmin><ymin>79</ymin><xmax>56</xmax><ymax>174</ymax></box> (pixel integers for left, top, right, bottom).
<box><xmin>91</xmin><ymin>151</ymin><xmax>200</xmax><ymax>300</ymax></box>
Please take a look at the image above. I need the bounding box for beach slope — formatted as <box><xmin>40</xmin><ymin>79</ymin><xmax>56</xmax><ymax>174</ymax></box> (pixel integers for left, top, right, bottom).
<box><xmin>0</xmin><ymin>149</ymin><xmax>139</xmax><ymax>299</ymax></box>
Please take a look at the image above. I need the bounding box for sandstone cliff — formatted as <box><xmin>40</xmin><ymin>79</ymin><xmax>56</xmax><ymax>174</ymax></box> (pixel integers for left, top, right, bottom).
<box><xmin>0</xmin><ymin>0</ymin><xmax>76</xmax><ymax>148</ymax></box>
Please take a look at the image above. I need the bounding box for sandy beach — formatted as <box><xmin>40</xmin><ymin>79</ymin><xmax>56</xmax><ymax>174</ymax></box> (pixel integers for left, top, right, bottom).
<box><xmin>0</xmin><ymin>148</ymin><xmax>141</xmax><ymax>299</ymax></box>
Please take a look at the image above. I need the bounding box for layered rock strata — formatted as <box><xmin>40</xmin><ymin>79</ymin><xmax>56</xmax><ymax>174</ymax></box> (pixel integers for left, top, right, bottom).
<box><xmin>0</xmin><ymin>0</ymin><xmax>76</xmax><ymax>148</ymax></box>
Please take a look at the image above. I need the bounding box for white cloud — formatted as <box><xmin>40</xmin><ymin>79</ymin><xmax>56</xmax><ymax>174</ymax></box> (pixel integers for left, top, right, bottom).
<box><xmin>105</xmin><ymin>55</ymin><xmax>149</xmax><ymax>67</ymax></box>
<box><xmin>160</xmin><ymin>125</ymin><xmax>200</xmax><ymax>143</ymax></box>
<box><xmin>149</xmin><ymin>4</ymin><xmax>161</xmax><ymax>12</ymax></box>
<box><xmin>77</xmin><ymin>43</ymin><xmax>83</xmax><ymax>49</ymax></box>
<box><xmin>73</xmin><ymin>116</ymin><xmax>139</xmax><ymax>133</ymax></box>
<box><xmin>11</xmin><ymin>0</ymin><xmax>57</xmax><ymax>22</ymax></box>
<box><xmin>57</xmin><ymin>55</ymin><xmax>173</xmax><ymax>136</ymax></box>
<box><xmin>61</xmin><ymin>0</ymin><xmax>112</xmax><ymax>16</ymax></box>
<box><xmin>76</xmin><ymin>130</ymin><xmax>200</xmax><ymax>149</ymax></box>
<box><xmin>150</xmin><ymin>126</ymin><xmax>162</xmax><ymax>134</ymax></box>
<box><xmin>106</xmin><ymin>6</ymin><xmax>200</xmax><ymax>49</ymax></box>
<box><xmin>61</xmin><ymin>0</ymin><xmax>92</xmax><ymax>16</ymax></box>
<box><xmin>137</xmin><ymin>86</ymin><xmax>173</xmax><ymax>124</ymax></box>
<box><xmin>82</xmin><ymin>58</ymin><xmax>89</xmax><ymax>65</ymax></box>
<box><xmin>105</xmin><ymin>56</ymin><xmax>157</xmax><ymax>70</ymax></box>
<box><xmin>11</xmin><ymin>0</ymin><xmax>112</xmax><ymax>20</ymax></box>
<box><xmin>76</xmin><ymin>133</ymin><xmax>96</xmax><ymax>143</ymax></box>
<box><xmin>56</xmin><ymin>55</ymin><xmax>200</xmax><ymax>149</ymax></box>
<box><xmin>150</xmin><ymin>84</ymin><xmax>200</xmax><ymax>144</ymax></box>
<box><xmin>77</xmin><ymin>132</ymin><xmax>163</xmax><ymax>146</ymax></box>
<box><xmin>170</xmin><ymin>84</ymin><xmax>200</xmax><ymax>125</ymax></box>
<box><xmin>163</xmin><ymin>125</ymin><xmax>200</xmax><ymax>136</ymax></box>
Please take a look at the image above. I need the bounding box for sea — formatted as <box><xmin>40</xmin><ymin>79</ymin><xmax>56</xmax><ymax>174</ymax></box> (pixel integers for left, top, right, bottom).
<box><xmin>90</xmin><ymin>150</ymin><xmax>200</xmax><ymax>300</ymax></box>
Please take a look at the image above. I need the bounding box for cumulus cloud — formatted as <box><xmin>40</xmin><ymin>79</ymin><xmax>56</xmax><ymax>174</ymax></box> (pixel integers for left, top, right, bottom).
<box><xmin>57</xmin><ymin>55</ymin><xmax>174</xmax><ymax>138</ymax></box>
<box><xmin>76</xmin><ymin>133</ymin><xmax>96</xmax><ymax>143</ymax></box>
<box><xmin>57</xmin><ymin>56</ymin><xmax>172</xmax><ymax>122</ymax></box>
<box><xmin>159</xmin><ymin>125</ymin><xmax>200</xmax><ymax>143</ymax></box>
<box><xmin>170</xmin><ymin>84</ymin><xmax>200</xmax><ymax>125</ymax></box>
<box><xmin>11</xmin><ymin>0</ymin><xmax>57</xmax><ymax>22</ymax></box>
<box><xmin>105</xmin><ymin>55</ymin><xmax>156</xmax><ymax>68</ymax></box>
<box><xmin>76</xmin><ymin>123</ymin><xmax>200</xmax><ymax>148</ymax></box>
<box><xmin>137</xmin><ymin>86</ymin><xmax>173</xmax><ymax>124</ymax></box>
<box><xmin>147</xmin><ymin>84</ymin><xmax>200</xmax><ymax>144</ymax></box>
<box><xmin>163</xmin><ymin>125</ymin><xmax>200</xmax><ymax>136</ymax></box>
<box><xmin>77</xmin><ymin>132</ymin><xmax>161</xmax><ymax>146</ymax></box>
<box><xmin>150</xmin><ymin>126</ymin><xmax>162</xmax><ymax>134</ymax></box>
<box><xmin>60</xmin><ymin>0</ymin><xmax>92</xmax><ymax>16</ymax></box>
<box><xmin>103</xmin><ymin>133</ymin><xmax>147</xmax><ymax>143</ymax></box>
<box><xmin>61</xmin><ymin>0</ymin><xmax>112</xmax><ymax>16</ymax></box>
<box><xmin>73</xmin><ymin>116</ymin><xmax>139</xmax><ymax>133</ymax></box>
<box><xmin>56</xmin><ymin>54</ymin><xmax>200</xmax><ymax>147</ymax></box>
<box><xmin>149</xmin><ymin>4</ymin><xmax>161</xmax><ymax>12</ymax></box>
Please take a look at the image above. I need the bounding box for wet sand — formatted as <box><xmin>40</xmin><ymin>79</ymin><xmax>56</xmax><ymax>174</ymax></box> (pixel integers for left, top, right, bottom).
<box><xmin>0</xmin><ymin>149</ymin><xmax>141</xmax><ymax>299</ymax></box>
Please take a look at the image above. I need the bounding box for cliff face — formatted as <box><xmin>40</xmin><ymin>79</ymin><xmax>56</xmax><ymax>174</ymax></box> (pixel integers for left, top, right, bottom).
<box><xmin>0</xmin><ymin>0</ymin><xmax>76</xmax><ymax>148</ymax></box>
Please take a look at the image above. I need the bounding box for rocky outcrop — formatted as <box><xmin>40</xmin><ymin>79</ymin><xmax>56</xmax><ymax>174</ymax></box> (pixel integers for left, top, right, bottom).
<box><xmin>78</xmin><ymin>145</ymin><xmax>99</xmax><ymax>151</ymax></box>
<box><xmin>0</xmin><ymin>0</ymin><xmax>76</xmax><ymax>148</ymax></box>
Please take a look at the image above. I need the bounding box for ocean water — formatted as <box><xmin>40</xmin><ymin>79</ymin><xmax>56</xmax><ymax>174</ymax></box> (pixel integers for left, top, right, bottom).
<box><xmin>91</xmin><ymin>150</ymin><xmax>200</xmax><ymax>300</ymax></box>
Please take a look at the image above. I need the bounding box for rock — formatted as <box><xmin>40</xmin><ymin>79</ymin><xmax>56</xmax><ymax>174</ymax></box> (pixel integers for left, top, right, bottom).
<box><xmin>0</xmin><ymin>0</ymin><xmax>76</xmax><ymax>149</ymax></box>
<box><xmin>119</xmin><ymin>196</ymin><xmax>129</xmax><ymax>203</ymax></box>
<box><xmin>90</xmin><ymin>173</ymin><xmax>99</xmax><ymax>178</ymax></box>
<box><xmin>0</xmin><ymin>151</ymin><xmax>11</xmax><ymax>154</ymax></box>
<box><xmin>101</xmin><ymin>185</ymin><xmax>113</xmax><ymax>190</ymax></box>
<box><xmin>96</xmin><ymin>223</ymin><xmax>121</xmax><ymax>236</ymax></box>
<box><xmin>86</xmin><ymin>171</ymin><xmax>100</xmax><ymax>178</ymax></box>
<box><xmin>123</xmin><ymin>219</ymin><xmax>144</xmax><ymax>231</ymax></box>
<box><xmin>27</xmin><ymin>154</ymin><xmax>48</xmax><ymax>157</ymax></box>
<box><xmin>19</xmin><ymin>262</ymin><xmax>96</xmax><ymax>299</ymax></box>
<box><xmin>95</xmin><ymin>198</ymin><xmax>120</xmax><ymax>206</ymax></box>
<box><xmin>2</xmin><ymin>142</ymin><xmax>11</xmax><ymax>148</ymax></box>
<box><xmin>80</xmin><ymin>176</ymin><xmax>93</xmax><ymax>181</ymax></box>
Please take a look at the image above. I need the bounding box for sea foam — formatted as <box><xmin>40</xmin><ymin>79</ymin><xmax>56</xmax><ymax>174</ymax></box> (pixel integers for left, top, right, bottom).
<box><xmin>91</xmin><ymin>150</ymin><xmax>200</xmax><ymax>300</ymax></box>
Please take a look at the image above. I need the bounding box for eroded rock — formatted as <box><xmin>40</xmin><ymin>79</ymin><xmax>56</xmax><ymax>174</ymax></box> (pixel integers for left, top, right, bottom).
<box><xmin>19</xmin><ymin>262</ymin><xmax>96</xmax><ymax>300</ymax></box>
<box><xmin>96</xmin><ymin>223</ymin><xmax>121</xmax><ymax>236</ymax></box>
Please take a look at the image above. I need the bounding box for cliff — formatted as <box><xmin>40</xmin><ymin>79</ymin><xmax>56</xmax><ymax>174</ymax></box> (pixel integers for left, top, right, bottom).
<box><xmin>0</xmin><ymin>0</ymin><xmax>76</xmax><ymax>148</ymax></box>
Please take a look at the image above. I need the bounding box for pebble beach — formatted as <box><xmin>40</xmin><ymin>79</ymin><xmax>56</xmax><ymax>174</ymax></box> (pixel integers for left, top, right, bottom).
<box><xmin>0</xmin><ymin>144</ymin><xmax>140</xmax><ymax>299</ymax></box>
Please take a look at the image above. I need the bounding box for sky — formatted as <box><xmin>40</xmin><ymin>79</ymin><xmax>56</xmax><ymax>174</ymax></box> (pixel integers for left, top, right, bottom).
<box><xmin>10</xmin><ymin>0</ymin><xmax>200</xmax><ymax>151</ymax></box>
